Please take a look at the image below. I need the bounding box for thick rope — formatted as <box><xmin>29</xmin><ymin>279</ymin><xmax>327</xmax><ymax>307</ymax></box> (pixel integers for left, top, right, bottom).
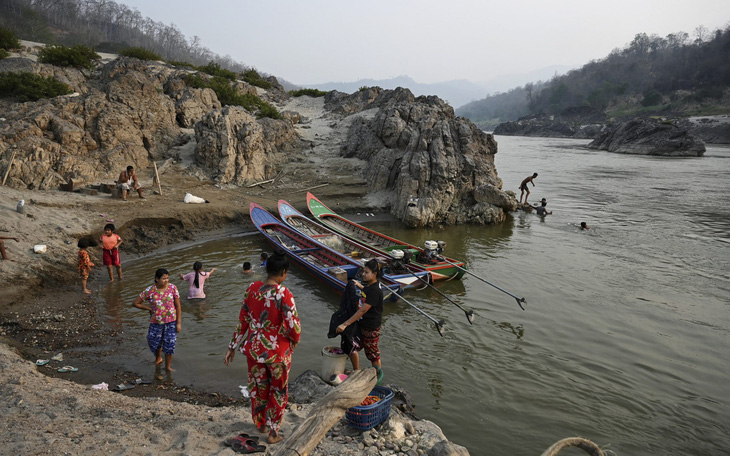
<box><xmin>541</xmin><ymin>437</ymin><xmax>605</xmax><ymax>456</ymax></box>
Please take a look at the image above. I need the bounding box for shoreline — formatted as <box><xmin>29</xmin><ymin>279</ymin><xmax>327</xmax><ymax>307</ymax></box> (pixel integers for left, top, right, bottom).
<box><xmin>0</xmin><ymin>166</ymin><xmax>471</xmax><ymax>454</ymax></box>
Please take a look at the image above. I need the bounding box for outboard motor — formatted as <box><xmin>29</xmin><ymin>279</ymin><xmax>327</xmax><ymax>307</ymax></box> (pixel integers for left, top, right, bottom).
<box><xmin>418</xmin><ymin>240</ymin><xmax>440</xmax><ymax>264</ymax></box>
<box><xmin>388</xmin><ymin>249</ymin><xmax>409</xmax><ymax>274</ymax></box>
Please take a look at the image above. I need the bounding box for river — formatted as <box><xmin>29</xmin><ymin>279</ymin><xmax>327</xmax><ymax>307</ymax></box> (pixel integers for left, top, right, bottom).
<box><xmin>104</xmin><ymin>136</ymin><xmax>730</xmax><ymax>455</ymax></box>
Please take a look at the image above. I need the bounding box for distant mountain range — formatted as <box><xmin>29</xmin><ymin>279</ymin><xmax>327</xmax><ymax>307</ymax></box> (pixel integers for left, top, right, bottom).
<box><xmin>297</xmin><ymin>65</ymin><xmax>574</xmax><ymax>109</ymax></box>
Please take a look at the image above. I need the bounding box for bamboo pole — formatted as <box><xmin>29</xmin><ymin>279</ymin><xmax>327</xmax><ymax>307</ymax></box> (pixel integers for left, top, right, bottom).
<box><xmin>153</xmin><ymin>161</ymin><xmax>162</xmax><ymax>196</ymax></box>
<box><xmin>272</xmin><ymin>368</ymin><xmax>378</xmax><ymax>456</ymax></box>
<box><xmin>299</xmin><ymin>182</ymin><xmax>329</xmax><ymax>193</ymax></box>
<box><xmin>2</xmin><ymin>149</ymin><xmax>17</xmax><ymax>186</ymax></box>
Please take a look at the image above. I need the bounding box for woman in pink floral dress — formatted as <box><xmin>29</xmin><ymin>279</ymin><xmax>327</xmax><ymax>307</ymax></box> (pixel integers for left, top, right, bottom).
<box><xmin>132</xmin><ymin>268</ymin><xmax>182</xmax><ymax>372</ymax></box>
<box><xmin>224</xmin><ymin>249</ymin><xmax>301</xmax><ymax>444</ymax></box>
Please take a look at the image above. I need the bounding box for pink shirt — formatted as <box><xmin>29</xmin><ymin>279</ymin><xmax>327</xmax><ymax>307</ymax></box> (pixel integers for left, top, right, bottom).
<box><xmin>181</xmin><ymin>271</ymin><xmax>210</xmax><ymax>299</ymax></box>
<box><xmin>139</xmin><ymin>284</ymin><xmax>180</xmax><ymax>324</ymax></box>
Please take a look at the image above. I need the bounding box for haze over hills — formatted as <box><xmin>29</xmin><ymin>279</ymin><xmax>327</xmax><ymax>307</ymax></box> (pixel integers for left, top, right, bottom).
<box><xmin>299</xmin><ymin>65</ymin><xmax>575</xmax><ymax>109</ymax></box>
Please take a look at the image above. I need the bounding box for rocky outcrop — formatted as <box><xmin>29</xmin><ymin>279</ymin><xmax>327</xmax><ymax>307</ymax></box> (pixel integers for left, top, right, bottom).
<box><xmin>0</xmin><ymin>54</ymin><xmax>298</xmax><ymax>190</ymax></box>
<box><xmin>194</xmin><ymin>106</ymin><xmax>299</xmax><ymax>185</ymax></box>
<box><xmin>0</xmin><ymin>57</ymin><xmax>88</xmax><ymax>94</ymax></box>
<box><xmin>674</xmin><ymin>115</ymin><xmax>730</xmax><ymax>144</ymax></box>
<box><xmin>588</xmin><ymin>118</ymin><xmax>706</xmax><ymax>156</ymax></box>
<box><xmin>335</xmin><ymin>87</ymin><xmax>517</xmax><ymax>227</ymax></box>
<box><xmin>493</xmin><ymin>108</ymin><xmax>608</xmax><ymax>139</ymax></box>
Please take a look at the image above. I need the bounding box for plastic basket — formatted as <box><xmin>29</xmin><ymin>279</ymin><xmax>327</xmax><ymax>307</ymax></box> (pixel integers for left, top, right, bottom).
<box><xmin>345</xmin><ymin>386</ymin><xmax>394</xmax><ymax>430</ymax></box>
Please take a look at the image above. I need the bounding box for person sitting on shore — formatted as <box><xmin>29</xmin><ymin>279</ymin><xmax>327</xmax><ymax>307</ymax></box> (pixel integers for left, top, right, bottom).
<box><xmin>0</xmin><ymin>235</ymin><xmax>19</xmax><ymax>261</ymax></box>
<box><xmin>117</xmin><ymin>165</ymin><xmax>144</xmax><ymax>201</ymax></box>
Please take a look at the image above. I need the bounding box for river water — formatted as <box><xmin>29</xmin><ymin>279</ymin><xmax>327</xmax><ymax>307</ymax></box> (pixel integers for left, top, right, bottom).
<box><xmin>103</xmin><ymin>136</ymin><xmax>730</xmax><ymax>455</ymax></box>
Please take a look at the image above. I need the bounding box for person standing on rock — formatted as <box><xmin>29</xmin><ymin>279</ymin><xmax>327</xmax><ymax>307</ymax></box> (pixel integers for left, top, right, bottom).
<box><xmin>224</xmin><ymin>248</ymin><xmax>301</xmax><ymax>445</ymax></box>
<box><xmin>336</xmin><ymin>258</ymin><xmax>385</xmax><ymax>383</ymax></box>
<box><xmin>132</xmin><ymin>268</ymin><xmax>182</xmax><ymax>372</ymax></box>
<box><xmin>117</xmin><ymin>165</ymin><xmax>144</xmax><ymax>201</ymax></box>
<box><xmin>519</xmin><ymin>173</ymin><xmax>538</xmax><ymax>204</ymax></box>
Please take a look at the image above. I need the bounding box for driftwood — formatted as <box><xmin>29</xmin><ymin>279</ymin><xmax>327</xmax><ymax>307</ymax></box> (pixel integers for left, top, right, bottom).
<box><xmin>273</xmin><ymin>368</ymin><xmax>378</xmax><ymax>456</ymax></box>
<box><xmin>247</xmin><ymin>178</ymin><xmax>275</xmax><ymax>188</ymax></box>
<box><xmin>299</xmin><ymin>182</ymin><xmax>329</xmax><ymax>193</ymax></box>
<box><xmin>2</xmin><ymin>149</ymin><xmax>17</xmax><ymax>186</ymax></box>
<box><xmin>152</xmin><ymin>162</ymin><xmax>163</xmax><ymax>196</ymax></box>
<box><xmin>541</xmin><ymin>437</ymin><xmax>605</xmax><ymax>456</ymax></box>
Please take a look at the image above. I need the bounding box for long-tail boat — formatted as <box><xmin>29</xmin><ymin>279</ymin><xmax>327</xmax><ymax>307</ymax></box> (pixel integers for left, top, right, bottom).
<box><xmin>278</xmin><ymin>199</ymin><xmax>432</xmax><ymax>288</ymax></box>
<box><xmin>306</xmin><ymin>193</ymin><xmax>466</xmax><ymax>280</ymax></box>
<box><xmin>250</xmin><ymin>202</ymin><xmax>407</xmax><ymax>300</ymax></box>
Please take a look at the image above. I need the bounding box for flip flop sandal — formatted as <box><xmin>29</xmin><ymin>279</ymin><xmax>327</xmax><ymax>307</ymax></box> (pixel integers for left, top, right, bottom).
<box><xmin>57</xmin><ymin>366</ymin><xmax>78</xmax><ymax>373</ymax></box>
<box><xmin>111</xmin><ymin>383</ymin><xmax>136</xmax><ymax>392</ymax></box>
<box><xmin>131</xmin><ymin>378</ymin><xmax>152</xmax><ymax>385</ymax></box>
<box><xmin>35</xmin><ymin>359</ymin><xmax>50</xmax><ymax>366</ymax></box>
<box><xmin>223</xmin><ymin>433</ymin><xmax>259</xmax><ymax>447</ymax></box>
<box><xmin>231</xmin><ymin>438</ymin><xmax>266</xmax><ymax>454</ymax></box>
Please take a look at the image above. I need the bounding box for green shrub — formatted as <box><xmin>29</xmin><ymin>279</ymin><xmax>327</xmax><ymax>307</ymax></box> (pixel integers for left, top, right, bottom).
<box><xmin>241</xmin><ymin>68</ymin><xmax>272</xmax><ymax>89</ymax></box>
<box><xmin>37</xmin><ymin>44</ymin><xmax>100</xmax><ymax>69</ymax></box>
<box><xmin>184</xmin><ymin>74</ymin><xmax>282</xmax><ymax>119</ymax></box>
<box><xmin>0</xmin><ymin>26</ymin><xmax>21</xmax><ymax>50</ymax></box>
<box><xmin>0</xmin><ymin>72</ymin><xmax>72</xmax><ymax>101</ymax></box>
<box><xmin>289</xmin><ymin>88</ymin><xmax>328</xmax><ymax>98</ymax></box>
<box><xmin>167</xmin><ymin>60</ymin><xmax>196</xmax><ymax>69</ymax></box>
<box><xmin>119</xmin><ymin>46</ymin><xmax>162</xmax><ymax>61</ymax></box>
<box><xmin>641</xmin><ymin>89</ymin><xmax>663</xmax><ymax>107</ymax></box>
<box><xmin>0</xmin><ymin>49</ymin><xmax>9</xmax><ymax>60</ymax></box>
<box><xmin>197</xmin><ymin>62</ymin><xmax>237</xmax><ymax>81</ymax></box>
<box><xmin>359</xmin><ymin>86</ymin><xmax>369</xmax><ymax>91</ymax></box>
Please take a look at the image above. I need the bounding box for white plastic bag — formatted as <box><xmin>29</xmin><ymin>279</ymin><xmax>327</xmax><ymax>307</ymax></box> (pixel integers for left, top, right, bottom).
<box><xmin>183</xmin><ymin>193</ymin><xmax>206</xmax><ymax>204</ymax></box>
<box><xmin>33</xmin><ymin>245</ymin><xmax>47</xmax><ymax>254</ymax></box>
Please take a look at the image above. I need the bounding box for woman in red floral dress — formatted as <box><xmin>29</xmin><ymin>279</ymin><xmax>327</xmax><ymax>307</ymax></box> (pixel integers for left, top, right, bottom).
<box><xmin>224</xmin><ymin>249</ymin><xmax>301</xmax><ymax>444</ymax></box>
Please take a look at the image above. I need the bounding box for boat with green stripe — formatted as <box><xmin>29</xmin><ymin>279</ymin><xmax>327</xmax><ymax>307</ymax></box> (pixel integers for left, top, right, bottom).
<box><xmin>306</xmin><ymin>192</ymin><xmax>466</xmax><ymax>280</ymax></box>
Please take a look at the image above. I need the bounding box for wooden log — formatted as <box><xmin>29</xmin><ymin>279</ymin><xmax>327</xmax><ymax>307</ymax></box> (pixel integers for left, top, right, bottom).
<box><xmin>299</xmin><ymin>182</ymin><xmax>329</xmax><ymax>193</ymax></box>
<box><xmin>247</xmin><ymin>178</ymin><xmax>275</xmax><ymax>188</ymax></box>
<box><xmin>272</xmin><ymin>368</ymin><xmax>378</xmax><ymax>456</ymax></box>
<box><xmin>153</xmin><ymin>161</ymin><xmax>162</xmax><ymax>196</ymax></box>
<box><xmin>2</xmin><ymin>149</ymin><xmax>17</xmax><ymax>186</ymax></box>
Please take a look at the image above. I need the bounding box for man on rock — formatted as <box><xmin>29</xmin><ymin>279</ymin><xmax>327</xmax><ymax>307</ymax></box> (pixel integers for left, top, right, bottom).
<box><xmin>117</xmin><ymin>165</ymin><xmax>144</xmax><ymax>201</ymax></box>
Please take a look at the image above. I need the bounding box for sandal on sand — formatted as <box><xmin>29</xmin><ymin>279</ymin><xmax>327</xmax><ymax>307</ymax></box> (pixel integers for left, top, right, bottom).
<box><xmin>111</xmin><ymin>383</ymin><xmax>136</xmax><ymax>392</ymax></box>
<box><xmin>231</xmin><ymin>439</ymin><xmax>266</xmax><ymax>454</ymax></box>
<box><xmin>224</xmin><ymin>433</ymin><xmax>259</xmax><ymax>447</ymax></box>
<box><xmin>131</xmin><ymin>378</ymin><xmax>152</xmax><ymax>385</ymax></box>
<box><xmin>57</xmin><ymin>366</ymin><xmax>78</xmax><ymax>373</ymax></box>
<box><xmin>35</xmin><ymin>359</ymin><xmax>49</xmax><ymax>366</ymax></box>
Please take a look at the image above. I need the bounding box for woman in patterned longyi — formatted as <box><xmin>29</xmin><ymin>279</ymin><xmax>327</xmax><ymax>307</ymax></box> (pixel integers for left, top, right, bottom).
<box><xmin>224</xmin><ymin>248</ymin><xmax>301</xmax><ymax>444</ymax></box>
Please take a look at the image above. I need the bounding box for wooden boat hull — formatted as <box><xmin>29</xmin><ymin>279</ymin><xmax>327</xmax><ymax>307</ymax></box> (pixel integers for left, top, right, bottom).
<box><xmin>278</xmin><ymin>200</ymin><xmax>431</xmax><ymax>289</ymax></box>
<box><xmin>250</xmin><ymin>202</ymin><xmax>403</xmax><ymax>300</ymax></box>
<box><xmin>306</xmin><ymin>193</ymin><xmax>466</xmax><ymax>280</ymax></box>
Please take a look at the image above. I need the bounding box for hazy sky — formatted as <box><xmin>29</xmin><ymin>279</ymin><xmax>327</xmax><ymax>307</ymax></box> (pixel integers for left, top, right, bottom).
<box><xmin>118</xmin><ymin>0</ymin><xmax>730</xmax><ymax>85</ymax></box>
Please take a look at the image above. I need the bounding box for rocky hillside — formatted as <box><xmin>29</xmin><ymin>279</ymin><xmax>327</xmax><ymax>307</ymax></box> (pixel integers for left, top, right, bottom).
<box><xmin>0</xmin><ymin>45</ymin><xmax>515</xmax><ymax>227</ymax></box>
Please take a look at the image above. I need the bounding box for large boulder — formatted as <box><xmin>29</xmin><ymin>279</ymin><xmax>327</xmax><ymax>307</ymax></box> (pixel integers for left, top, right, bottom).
<box><xmin>588</xmin><ymin>118</ymin><xmax>706</xmax><ymax>156</ymax></box>
<box><xmin>194</xmin><ymin>106</ymin><xmax>299</xmax><ymax>185</ymax></box>
<box><xmin>337</xmin><ymin>87</ymin><xmax>515</xmax><ymax>227</ymax></box>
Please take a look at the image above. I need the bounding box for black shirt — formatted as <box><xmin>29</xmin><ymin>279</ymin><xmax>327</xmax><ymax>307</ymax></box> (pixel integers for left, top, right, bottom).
<box><xmin>358</xmin><ymin>281</ymin><xmax>384</xmax><ymax>330</ymax></box>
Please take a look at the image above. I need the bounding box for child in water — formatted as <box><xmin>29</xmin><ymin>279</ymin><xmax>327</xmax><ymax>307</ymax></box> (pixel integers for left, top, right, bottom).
<box><xmin>242</xmin><ymin>261</ymin><xmax>253</xmax><ymax>275</ymax></box>
<box><xmin>78</xmin><ymin>238</ymin><xmax>95</xmax><ymax>294</ymax></box>
<box><xmin>260</xmin><ymin>252</ymin><xmax>268</xmax><ymax>266</ymax></box>
<box><xmin>99</xmin><ymin>223</ymin><xmax>122</xmax><ymax>281</ymax></box>
<box><xmin>179</xmin><ymin>261</ymin><xmax>216</xmax><ymax>299</ymax></box>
